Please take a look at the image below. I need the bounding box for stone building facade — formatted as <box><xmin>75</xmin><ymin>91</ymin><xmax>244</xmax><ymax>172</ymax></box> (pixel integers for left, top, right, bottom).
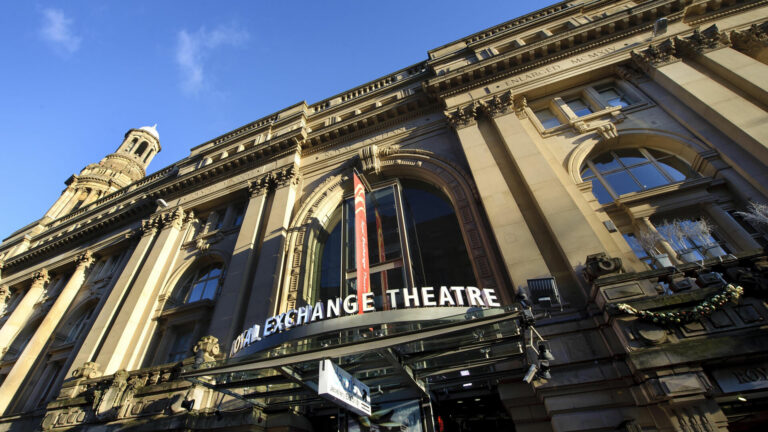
<box><xmin>1</xmin><ymin>0</ymin><xmax>768</xmax><ymax>430</ymax></box>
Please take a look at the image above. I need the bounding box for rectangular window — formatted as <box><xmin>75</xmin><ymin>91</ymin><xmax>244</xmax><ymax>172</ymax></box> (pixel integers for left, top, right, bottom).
<box><xmin>565</xmin><ymin>97</ymin><xmax>592</xmax><ymax>117</ymax></box>
<box><xmin>596</xmin><ymin>85</ymin><xmax>631</xmax><ymax>108</ymax></box>
<box><xmin>534</xmin><ymin>108</ymin><xmax>561</xmax><ymax>129</ymax></box>
<box><xmin>167</xmin><ymin>324</ymin><xmax>195</xmax><ymax>363</ymax></box>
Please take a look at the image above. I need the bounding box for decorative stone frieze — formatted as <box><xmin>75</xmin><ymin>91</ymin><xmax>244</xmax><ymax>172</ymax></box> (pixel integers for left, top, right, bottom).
<box><xmin>730</xmin><ymin>21</ymin><xmax>768</xmax><ymax>54</ymax></box>
<box><xmin>674</xmin><ymin>25</ymin><xmax>730</xmax><ymax>58</ymax></box>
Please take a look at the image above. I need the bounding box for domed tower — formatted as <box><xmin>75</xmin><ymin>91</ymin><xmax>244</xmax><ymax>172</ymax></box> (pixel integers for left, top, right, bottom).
<box><xmin>44</xmin><ymin>125</ymin><xmax>162</xmax><ymax>220</ymax></box>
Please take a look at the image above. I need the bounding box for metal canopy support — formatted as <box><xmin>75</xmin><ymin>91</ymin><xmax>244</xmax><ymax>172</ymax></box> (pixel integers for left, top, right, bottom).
<box><xmin>278</xmin><ymin>365</ymin><xmax>318</xmax><ymax>393</ymax></box>
<box><xmin>380</xmin><ymin>347</ymin><xmax>429</xmax><ymax>397</ymax></box>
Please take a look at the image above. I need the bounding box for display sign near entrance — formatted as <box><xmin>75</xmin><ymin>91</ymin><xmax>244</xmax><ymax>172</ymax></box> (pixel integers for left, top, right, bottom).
<box><xmin>712</xmin><ymin>363</ymin><xmax>768</xmax><ymax>393</ymax></box>
<box><xmin>230</xmin><ymin>286</ymin><xmax>501</xmax><ymax>357</ymax></box>
<box><xmin>318</xmin><ymin>359</ymin><xmax>372</xmax><ymax>417</ymax></box>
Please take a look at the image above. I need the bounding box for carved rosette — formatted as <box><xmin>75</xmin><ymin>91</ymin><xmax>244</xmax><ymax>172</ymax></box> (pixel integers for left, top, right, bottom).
<box><xmin>731</xmin><ymin>21</ymin><xmax>768</xmax><ymax>55</ymax></box>
<box><xmin>674</xmin><ymin>25</ymin><xmax>730</xmax><ymax>58</ymax></box>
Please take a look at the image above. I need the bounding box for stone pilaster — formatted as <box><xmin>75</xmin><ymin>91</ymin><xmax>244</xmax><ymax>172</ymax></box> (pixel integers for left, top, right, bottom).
<box><xmin>445</xmin><ymin>101</ymin><xmax>551</xmax><ymax>290</ymax></box>
<box><xmin>0</xmin><ymin>252</ymin><xmax>94</xmax><ymax>414</ymax></box>
<box><xmin>95</xmin><ymin>208</ymin><xmax>188</xmax><ymax>374</ymax></box>
<box><xmin>0</xmin><ymin>269</ymin><xmax>49</xmax><ymax>354</ymax></box>
<box><xmin>208</xmin><ymin>176</ymin><xmax>272</xmax><ymax>349</ymax></box>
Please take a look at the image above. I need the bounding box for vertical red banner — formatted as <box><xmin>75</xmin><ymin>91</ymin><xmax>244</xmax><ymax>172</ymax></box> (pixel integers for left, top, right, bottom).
<box><xmin>353</xmin><ymin>173</ymin><xmax>370</xmax><ymax>314</ymax></box>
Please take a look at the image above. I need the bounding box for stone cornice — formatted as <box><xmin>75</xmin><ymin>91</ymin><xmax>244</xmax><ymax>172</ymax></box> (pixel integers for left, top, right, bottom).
<box><xmin>424</xmin><ymin>0</ymin><xmax>690</xmax><ymax>98</ymax></box>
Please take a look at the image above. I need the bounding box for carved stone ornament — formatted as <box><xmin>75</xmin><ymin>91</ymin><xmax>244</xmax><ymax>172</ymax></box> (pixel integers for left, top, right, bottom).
<box><xmin>32</xmin><ymin>268</ymin><xmax>51</xmax><ymax>287</ymax></box>
<box><xmin>596</xmin><ymin>123</ymin><xmax>619</xmax><ymax>142</ymax></box>
<box><xmin>483</xmin><ymin>90</ymin><xmax>515</xmax><ymax>118</ymax></box>
<box><xmin>193</xmin><ymin>335</ymin><xmax>221</xmax><ymax>366</ymax></box>
<box><xmin>731</xmin><ymin>21</ymin><xmax>768</xmax><ymax>54</ymax></box>
<box><xmin>674</xmin><ymin>25</ymin><xmax>730</xmax><ymax>58</ymax></box>
<box><xmin>359</xmin><ymin>144</ymin><xmax>381</xmax><ymax>173</ymax></box>
<box><xmin>75</xmin><ymin>250</ymin><xmax>95</xmax><ymax>268</ymax></box>
<box><xmin>631</xmin><ymin>38</ymin><xmax>678</xmax><ymax>72</ymax></box>
<box><xmin>72</xmin><ymin>361</ymin><xmax>102</xmax><ymax>380</ymax></box>
<box><xmin>162</xmin><ymin>207</ymin><xmax>186</xmax><ymax>230</ymax></box>
<box><xmin>140</xmin><ymin>216</ymin><xmax>161</xmax><ymax>237</ymax></box>
<box><xmin>0</xmin><ymin>285</ymin><xmax>9</xmax><ymax>318</ymax></box>
<box><xmin>275</xmin><ymin>165</ymin><xmax>300</xmax><ymax>187</ymax></box>
<box><xmin>446</xmin><ymin>102</ymin><xmax>480</xmax><ymax>129</ymax></box>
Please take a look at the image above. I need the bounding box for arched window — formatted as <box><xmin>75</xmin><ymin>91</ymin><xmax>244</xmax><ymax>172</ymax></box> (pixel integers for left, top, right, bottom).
<box><xmin>134</xmin><ymin>141</ymin><xmax>148</xmax><ymax>157</ymax></box>
<box><xmin>313</xmin><ymin>180</ymin><xmax>476</xmax><ymax>308</ymax></box>
<box><xmin>175</xmin><ymin>263</ymin><xmax>223</xmax><ymax>304</ymax></box>
<box><xmin>580</xmin><ymin>147</ymin><xmax>697</xmax><ymax>204</ymax></box>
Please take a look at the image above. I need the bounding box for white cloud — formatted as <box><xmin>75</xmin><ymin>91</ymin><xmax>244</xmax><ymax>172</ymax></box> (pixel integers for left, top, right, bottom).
<box><xmin>40</xmin><ymin>8</ymin><xmax>81</xmax><ymax>55</ymax></box>
<box><xmin>176</xmin><ymin>26</ymin><xmax>249</xmax><ymax>94</ymax></box>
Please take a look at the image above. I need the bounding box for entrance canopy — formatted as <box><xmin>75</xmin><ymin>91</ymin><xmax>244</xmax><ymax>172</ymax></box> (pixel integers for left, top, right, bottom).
<box><xmin>181</xmin><ymin>306</ymin><xmax>525</xmax><ymax>411</ymax></box>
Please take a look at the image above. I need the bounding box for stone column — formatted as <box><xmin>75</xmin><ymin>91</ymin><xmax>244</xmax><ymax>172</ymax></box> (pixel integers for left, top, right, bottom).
<box><xmin>94</xmin><ymin>208</ymin><xmax>187</xmax><ymax>374</ymax></box>
<box><xmin>486</xmin><ymin>94</ymin><xmax>621</xmax><ymax>275</ymax></box>
<box><xmin>0</xmin><ymin>252</ymin><xmax>94</xmax><ymax>414</ymax></box>
<box><xmin>631</xmin><ymin>34</ymin><xmax>768</xmax><ymax>187</ymax></box>
<box><xmin>638</xmin><ymin>217</ymin><xmax>682</xmax><ymax>265</ymax></box>
<box><xmin>208</xmin><ymin>179</ymin><xmax>270</xmax><ymax>348</ymax></box>
<box><xmin>445</xmin><ymin>103</ymin><xmax>550</xmax><ymax>290</ymax></box>
<box><xmin>243</xmin><ymin>166</ymin><xmax>300</xmax><ymax>326</ymax></box>
<box><xmin>703</xmin><ymin>202</ymin><xmax>761</xmax><ymax>251</ymax></box>
<box><xmin>65</xmin><ymin>218</ymin><xmax>160</xmax><ymax>378</ymax></box>
<box><xmin>0</xmin><ymin>269</ymin><xmax>49</xmax><ymax>354</ymax></box>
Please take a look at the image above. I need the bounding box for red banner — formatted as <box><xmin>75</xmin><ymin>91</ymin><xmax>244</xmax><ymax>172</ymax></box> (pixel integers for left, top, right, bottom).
<box><xmin>354</xmin><ymin>173</ymin><xmax>370</xmax><ymax>314</ymax></box>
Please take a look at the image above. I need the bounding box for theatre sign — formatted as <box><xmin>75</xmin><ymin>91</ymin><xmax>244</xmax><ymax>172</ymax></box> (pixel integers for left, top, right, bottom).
<box><xmin>230</xmin><ymin>286</ymin><xmax>501</xmax><ymax>357</ymax></box>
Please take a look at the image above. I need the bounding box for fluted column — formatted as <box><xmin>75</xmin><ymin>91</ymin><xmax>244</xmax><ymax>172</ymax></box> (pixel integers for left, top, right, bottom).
<box><xmin>208</xmin><ymin>178</ymin><xmax>270</xmax><ymax>349</ymax></box>
<box><xmin>0</xmin><ymin>270</ymin><xmax>49</xmax><ymax>354</ymax></box>
<box><xmin>0</xmin><ymin>252</ymin><xmax>94</xmax><ymax>414</ymax></box>
<box><xmin>95</xmin><ymin>208</ymin><xmax>187</xmax><ymax>374</ymax></box>
<box><xmin>66</xmin><ymin>218</ymin><xmax>160</xmax><ymax>378</ymax></box>
<box><xmin>445</xmin><ymin>102</ymin><xmax>550</xmax><ymax>290</ymax></box>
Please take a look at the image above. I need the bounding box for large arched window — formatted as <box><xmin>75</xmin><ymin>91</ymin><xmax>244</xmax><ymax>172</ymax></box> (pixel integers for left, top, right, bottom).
<box><xmin>175</xmin><ymin>263</ymin><xmax>223</xmax><ymax>304</ymax></box>
<box><xmin>580</xmin><ymin>147</ymin><xmax>697</xmax><ymax>204</ymax></box>
<box><xmin>313</xmin><ymin>179</ymin><xmax>476</xmax><ymax>309</ymax></box>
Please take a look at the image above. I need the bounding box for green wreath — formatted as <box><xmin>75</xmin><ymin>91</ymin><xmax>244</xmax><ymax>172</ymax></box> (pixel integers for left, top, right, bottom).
<box><xmin>616</xmin><ymin>284</ymin><xmax>744</xmax><ymax>325</ymax></box>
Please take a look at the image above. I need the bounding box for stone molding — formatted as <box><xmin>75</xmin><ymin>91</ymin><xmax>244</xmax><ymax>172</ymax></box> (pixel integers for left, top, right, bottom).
<box><xmin>730</xmin><ymin>20</ymin><xmax>768</xmax><ymax>54</ymax></box>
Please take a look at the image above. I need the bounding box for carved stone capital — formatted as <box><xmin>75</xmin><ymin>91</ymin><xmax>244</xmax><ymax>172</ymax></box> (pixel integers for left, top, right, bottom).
<box><xmin>275</xmin><ymin>165</ymin><xmax>300</xmax><ymax>188</ymax></box>
<box><xmin>140</xmin><ymin>216</ymin><xmax>161</xmax><ymax>237</ymax></box>
<box><xmin>482</xmin><ymin>90</ymin><xmax>515</xmax><ymax>118</ymax></box>
<box><xmin>731</xmin><ymin>21</ymin><xmax>768</xmax><ymax>54</ymax></box>
<box><xmin>71</xmin><ymin>361</ymin><xmax>102</xmax><ymax>380</ymax></box>
<box><xmin>162</xmin><ymin>207</ymin><xmax>185</xmax><ymax>230</ymax></box>
<box><xmin>32</xmin><ymin>269</ymin><xmax>50</xmax><ymax>287</ymax></box>
<box><xmin>0</xmin><ymin>285</ymin><xmax>9</xmax><ymax>318</ymax></box>
<box><xmin>631</xmin><ymin>39</ymin><xmax>678</xmax><ymax>73</ymax></box>
<box><xmin>446</xmin><ymin>102</ymin><xmax>480</xmax><ymax>129</ymax></box>
<box><xmin>193</xmin><ymin>335</ymin><xmax>221</xmax><ymax>366</ymax></box>
<box><xmin>674</xmin><ymin>25</ymin><xmax>730</xmax><ymax>58</ymax></box>
<box><xmin>74</xmin><ymin>250</ymin><xmax>94</xmax><ymax>268</ymax></box>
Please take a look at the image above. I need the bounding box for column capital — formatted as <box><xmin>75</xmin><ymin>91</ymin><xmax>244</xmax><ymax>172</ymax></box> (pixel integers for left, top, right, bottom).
<box><xmin>730</xmin><ymin>21</ymin><xmax>768</xmax><ymax>54</ymax></box>
<box><xmin>631</xmin><ymin>38</ymin><xmax>679</xmax><ymax>73</ymax></box>
<box><xmin>161</xmin><ymin>207</ymin><xmax>186</xmax><ymax>231</ymax></box>
<box><xmin>74</xmin><ymin>250</ymin><xmax>95</xmax><ymax>268</ymax></box>
<box><xmin>674</xmin><ymin>25</ymin><xmax>730</xmax><ymax>58</ymax></box>
<box><xmin>140</xmin><ymin>216</ymin><xmax>162</xmax><ymax>237</ymax></box>
<box><xmin>275</xmin><ymin>165</ymin><xmax>300</xmax><ymax>188</ymax></box>
<box><xmin>446</xmin><ymin>101</ymin><xmax>481</xmax><ymax>129</ymax></box>
<box><xmin>31</xmin><ymin>269</ymin><xmax>50</xmax><ymax>286</ymax></box>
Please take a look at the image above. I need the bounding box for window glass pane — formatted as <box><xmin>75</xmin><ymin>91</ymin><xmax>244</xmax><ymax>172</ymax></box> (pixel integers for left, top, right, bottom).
<box><xmin>613</xmin><ymin>148</ymin><xmax>647</xmax><ymax>167</ymax></box>
<box><xmin>344</xmin><ymin>186</ymin><xmax>401</xmax><ymax>272</ymax></box>
<box><xmin>629</xmin><ymin>164</ymin><xmax>669</xmax><ymax>189</ymax></box>
<box><xmin>401</xmin><ymin>181</ymin><xmax>476</xmax><ymax>288</ymax></box>
<box><xmin>597</xmin><ymin>87</ymin><xmax>630</xmax><ymax>108</ymax></box>
<box><xmin>589</xmin><ymin>178</ymin><xmax>613</xmax><ymax>204</ymax></box>
<box><xmin>232</xmin><ymin>203</ymin><xmax>246</xmax><ymax>226</ymax></box>
<box><xmin>603</xmin><ymin>171</ymin><xmax>642</xmax><ymax>196</ymax></box>
<box><xmin>202</xmin><ymin>280</ymin><xmax>217</xmax><ymax>300</ymax></box>
<box><xmin>205</xmin><ymin>267</ymin><xmax>221</xmax><ymax>278</ymax></box>
<box><xmin>657</xmin><ymin>158</ymin><xmax>694</xmax><ymax>182</ymax></box>
<box><xmin>187</xmin><ymin>282</ymin><xmax>205</xmax><ymax>302</ymax></box>
<box><xmin>565</xmin><ymin>98</ymin><xmax>592</xmax><ymax>117</ymax></box>
<box><xmin>591</xmin><ymin>152</ymin><xmax>620</xmax><ymax>172</ymax></box>
<box><xmin>319</xmin><ymin>222</ymin><xmax>342</xmax><ymax>301</ymax></box>
<box><xmin>167</xmin><ymin>325</ymin><xmax>194</xmax><ymax>362</ymax></box>
<box><xmin>534</xmin><ymin>108</ymin><xmax>560</xmax><ymax>129</ymax></box>
<box><xmin>580</xmin><ymin>166</ymin><xmax>594</xmax><ymax>179</ymax></box>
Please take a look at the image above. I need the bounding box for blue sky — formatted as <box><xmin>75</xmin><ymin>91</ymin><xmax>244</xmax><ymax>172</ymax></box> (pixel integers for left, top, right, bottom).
<box><xmin>0</xmin><ymin>1</ymin><xmax>554</xmax><ymax>240</ymax></box>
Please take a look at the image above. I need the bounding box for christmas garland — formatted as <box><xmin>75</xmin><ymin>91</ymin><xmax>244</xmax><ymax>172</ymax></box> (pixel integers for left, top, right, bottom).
<box><xmin>616</xmin><ymin>284</ymin><xmax>744</xmax><ymax>325</ymax></box>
